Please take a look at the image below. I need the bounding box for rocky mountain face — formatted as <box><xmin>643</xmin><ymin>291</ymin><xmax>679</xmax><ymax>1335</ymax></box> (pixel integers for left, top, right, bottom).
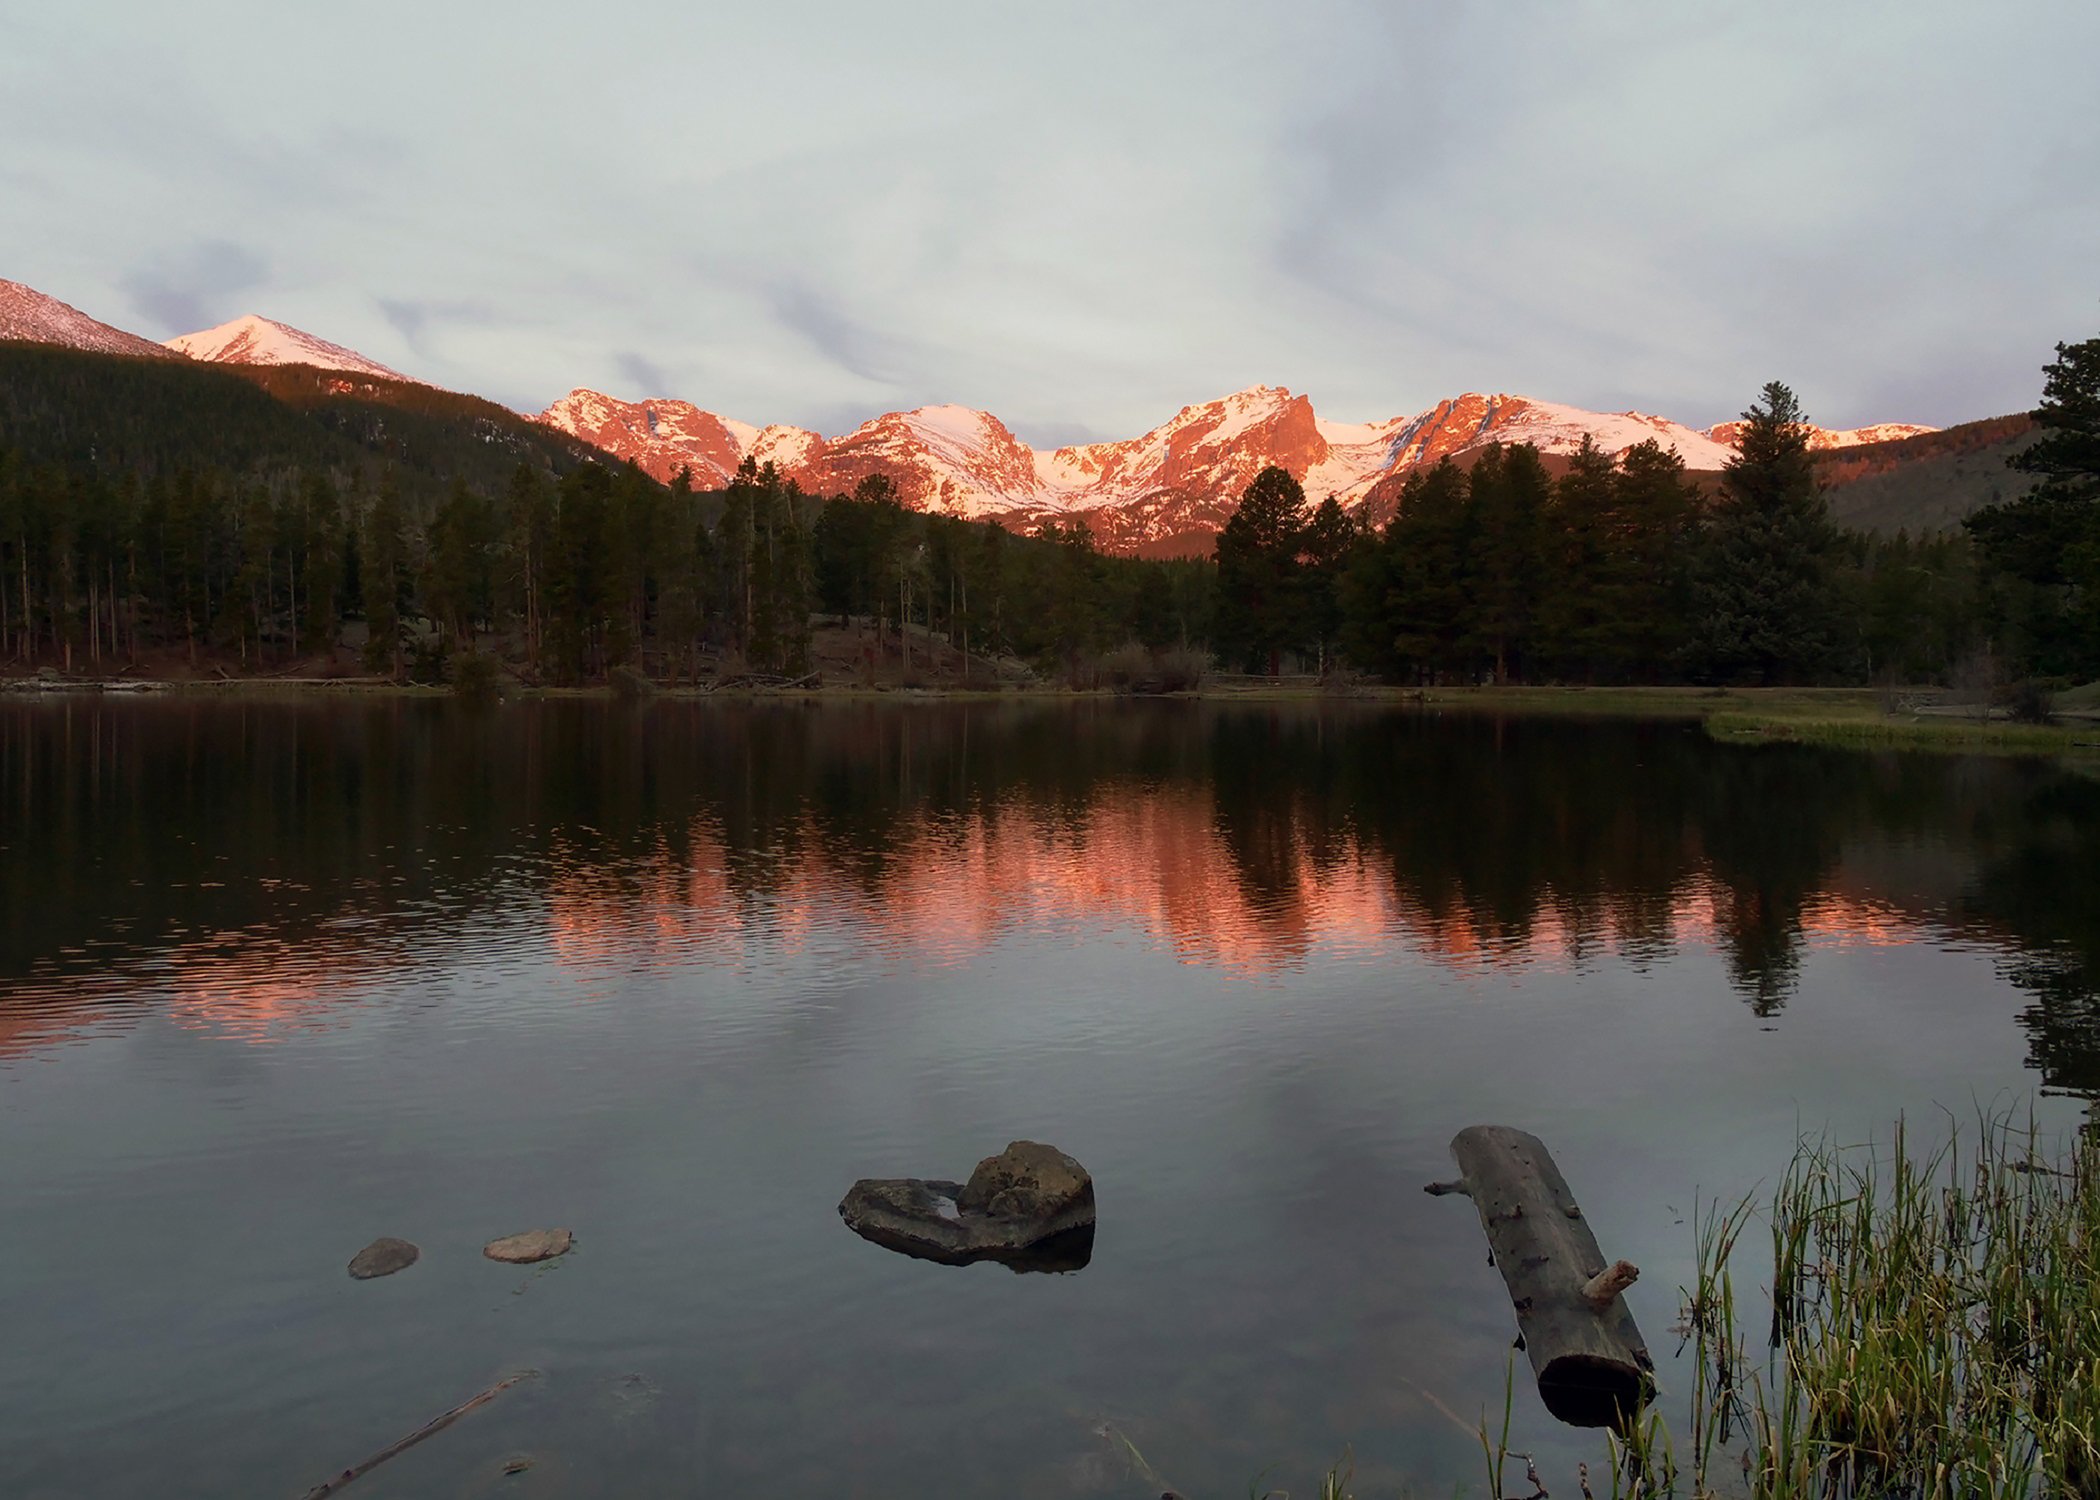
<box><xmin>0</xmin><ymin>279</ymin><xmax>178</xmax><ymax>360</ymax></box>
<box><xmin>537</xmin><ymin>384</ymin><xmax>1934</xmax><ymax>555</ymax></box>
<box><xmin>4</xmin><ymin>273</ymin><xmax>1967</xmax><ymax>553</ymax></box>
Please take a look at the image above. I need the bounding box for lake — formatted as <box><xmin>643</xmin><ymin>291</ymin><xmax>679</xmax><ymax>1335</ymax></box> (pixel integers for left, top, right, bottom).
<box><xmin>3</xmin><ymin>696</ymin><xmax>2096</xmax><ymax>1499</ymax></box>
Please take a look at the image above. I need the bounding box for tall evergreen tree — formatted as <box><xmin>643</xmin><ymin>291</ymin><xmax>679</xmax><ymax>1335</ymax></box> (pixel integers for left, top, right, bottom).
<box><xmin>1295</xmin><ymin>494</ymin><xmax>1362</xmax><ymax>674</ymax></box>
<box><xmin>1538</xmin><ymin>438</ymin><xmax>1619</xmax><ymax>679</ymax></box>
<box><xmin>426</xmin><ymin>476</ymin><xmax>499</xmax><ymax>647</ymax></box>
<box><xmin>1214</xmin><ymin>465</ymin><xmax>1309</xmax><ymax>674</ymax></box>
<box><xmin>1469</xmin><ymin>443</ymin><xmax>1552</xmax><ymax>682</ymax></box>
<box><xmin>1967</xmin><ymin>329</ymin><xmax>2100</xmax><ymax>676</ymax></box>
<box><xmin>360</xmin><ymin>475</ymin><xmax>411</xmax><ymax>678</ymax></box>
<box><xmin>1341</xmin><ymin>459</ymin><xmax>1476</xmax><ymax>682</ymax></box>
<box><xmin>1606</xmin><ymin>440</ymin><xmax>1700</xmax><ymax>679</ymax></box>
<box><xmin>1684</xmin><ymin>382</ymin><xmax>1848</xmax><ymax>684</ymax></box>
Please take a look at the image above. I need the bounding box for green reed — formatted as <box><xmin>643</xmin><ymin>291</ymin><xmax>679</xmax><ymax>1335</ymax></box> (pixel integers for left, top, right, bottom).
<box><xmin>1644</xmin><ymin>1110</ymin><xmax>2100</xmax><ymax>1499</ymax></box>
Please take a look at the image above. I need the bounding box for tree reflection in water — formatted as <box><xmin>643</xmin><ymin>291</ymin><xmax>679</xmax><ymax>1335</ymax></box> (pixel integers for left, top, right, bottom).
<box><xmin>2</xmin><ymin>698</ymin><xmax>2098</xmax><ymax>1086</ymax></box>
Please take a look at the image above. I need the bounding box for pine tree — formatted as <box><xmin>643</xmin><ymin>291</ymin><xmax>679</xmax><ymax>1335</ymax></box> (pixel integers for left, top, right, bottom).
<box><xmin>426</xmin><ymin>477</ymin><xmax>499</xmax><ymax>648</ymax></box>
<box><xmin>1967</xmin><ymin>329</ymin><xmax>2100</xmax><ymax>676</ymax></box>
<box><xmin>1607</xmin><ymin>440</ymin><xmax>1699</xmax><ymax>679</ymax></box>
<box><xmin>1536</xmin><ymin>439</ymin><xmax>1616</xmax><ymax>678</ymax></box>
<box><xmin>1341</xmin><ymin>459</ymin><xmax>1476</xmax><ymax>682</ymax></box>
<box><xmin>1214</xmin><ymin>465</ymin><xmax>1308</xmax><ymax>674</ymax></box>
<box><xmin>547</xmin><ymin>464</ymin><xmax>624</xmax><ymax>680</ymax></box>
<box><xmin>298</xmin><ymin>472</ymin><xmax>343</xmax><ymax>659</ymax></box>
<box><xmin>1684</xmin><ymin>382</ymin><xmax>1848</xmax><ymax>684</ymax></box>
<box><xmin>1295</xmin><ymin>494</ymin><xmax>1362</xmax><ymax>675</ymax></box>
<box><xmin>1470</xmin><ymin>443</ymin><xmax>1552</xmax><ymax>682</ymax></box>
<box><xmin>360</xmin><ymin>475</ymin><xmax>411</xmax><ymax>678</ymax></box>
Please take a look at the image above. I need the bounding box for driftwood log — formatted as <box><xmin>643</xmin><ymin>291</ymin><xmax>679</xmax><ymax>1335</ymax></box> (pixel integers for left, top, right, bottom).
<box><xmin>1426</xmin><ymin>1125</ymin><xmax>1654</xmax><ymax>1428</ymax></box>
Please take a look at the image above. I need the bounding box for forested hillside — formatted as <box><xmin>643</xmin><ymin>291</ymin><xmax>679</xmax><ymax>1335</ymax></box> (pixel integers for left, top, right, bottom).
<box><xmin>1819</xmin><ymin>414</ymin><xmax>2038</xmax><ymax>535</ymax></box>
<box><xmin>0</xmin><ymin>343</ymin><xmax>1213</xmax><ymax>683</ymax></box>
<box><xmin>2</xmin><ymin>338</ymin><xmax>2093</xmax><ymax>692</ymax></box>
<box><xmin>0</xmin><ymin>342</ymin><xmax>604</xmax><ymax>502</ymax></box>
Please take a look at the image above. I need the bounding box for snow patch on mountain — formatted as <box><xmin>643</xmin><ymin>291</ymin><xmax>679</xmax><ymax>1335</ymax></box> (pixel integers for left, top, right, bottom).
<box><xmin>166</xmin><ymin>314</ymin><xmax>419</xmax><ymax>384</ymax></box>
<box><xmin>536</xmin><ymin>381</ymin><xmax>1945</xmax><ymax>554</ymax></box>
<box><xmin>1706</xmin><ymin>418</ymin><xmax>1938</xmax><ymax>450</ymax></box>
<box><xmin>0</xmin><ymin>279</ymin><xmax>177</xmax><ymax>360</ymax></box>
<box><xmin>1384</xmin><ymin>394</ymin><xmax>1738</xmax><ymax>472</ymax></box>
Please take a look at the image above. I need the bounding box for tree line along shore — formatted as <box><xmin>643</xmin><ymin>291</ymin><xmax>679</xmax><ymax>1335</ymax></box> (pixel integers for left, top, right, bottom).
<box><xmin>1</xmin><ymin>333</ymin><xmax>2095</xmax><ymax>718</ymax></box>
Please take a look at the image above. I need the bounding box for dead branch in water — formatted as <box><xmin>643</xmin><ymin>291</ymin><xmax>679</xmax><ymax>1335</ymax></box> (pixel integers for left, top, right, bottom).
<box><xmin>297</xmin><ymin>1369</ymin><xmax>538</xmax><ymax>1498</ymax></box>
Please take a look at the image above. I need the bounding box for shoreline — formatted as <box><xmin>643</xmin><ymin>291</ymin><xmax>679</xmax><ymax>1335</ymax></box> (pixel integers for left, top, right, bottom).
<box><xmin>5</xmin><ymin>674</ymin><xmax>2096</xmax><ymax>757</ymax></box>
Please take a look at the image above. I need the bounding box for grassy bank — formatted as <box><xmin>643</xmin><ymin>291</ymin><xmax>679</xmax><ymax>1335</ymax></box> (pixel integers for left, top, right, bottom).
<box><xmin>9</xmin><ymin>670</ymin><xmax>2098</xmax><ymax>759</ymax></box>
<box><xmin>1397</xmin><ymin>684</ymin><xmax>2100</xmax><ymax>758</ymax></box>
<box><xmin>1597</xmin><ymin>1111</ymin><xmax>2100</xmax><ymax>1500</ymax></box>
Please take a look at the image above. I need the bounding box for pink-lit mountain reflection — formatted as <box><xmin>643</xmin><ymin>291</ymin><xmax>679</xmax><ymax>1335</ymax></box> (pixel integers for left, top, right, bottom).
<box><xmin>4</xmin><ymin>698</ymin><xmax>2096</xmax><ymax>1085</ymax></box>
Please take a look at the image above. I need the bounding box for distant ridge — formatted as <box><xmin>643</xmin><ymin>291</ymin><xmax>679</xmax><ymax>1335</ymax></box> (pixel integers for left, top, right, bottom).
<box><xmin>538</xmin><ymin>385</ymin><xmax>1940</xmax><ymax>553</ymax></box>
<box><xmin>0</xmin><ymin>279</ymin><xmax>179</xmax><ymax>360</ymax></box>
<box><xmin>3</xmin><ymin>272</ymin><xmax>1996</xmax><ymax>548</ymax></box>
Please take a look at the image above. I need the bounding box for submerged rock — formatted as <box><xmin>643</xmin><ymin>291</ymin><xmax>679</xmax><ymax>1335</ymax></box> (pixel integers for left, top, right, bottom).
<box><xmin>347</xmin><ymin>1237</ymin><xmax>420</xmax><ymax>1280</ymax></box>
<box><xmin>839</xmin><ymin>1140</ymin><xmax>1095</xmax><ymax>1273</ymax></box>
<box><xmin>483</xmin><ymin>1228</ymin><xmax>574</xmax><ymax>1264</ymax></box>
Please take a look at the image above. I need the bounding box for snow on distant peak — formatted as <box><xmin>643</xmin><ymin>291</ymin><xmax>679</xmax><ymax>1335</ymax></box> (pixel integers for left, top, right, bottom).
<box><xmin>1706</xmin><ymin>418</ymin><xmax>1939</xmax><ymax>450</ymax></box>
<box><xmin>166</xmin><ymin>314</ymin><xmax>419</xmax><ymax>384</ymax></box>
<box><xmin>0</xmin><ymin>278</ymin><xmax>176</xmax><ymax>360</ymax></box>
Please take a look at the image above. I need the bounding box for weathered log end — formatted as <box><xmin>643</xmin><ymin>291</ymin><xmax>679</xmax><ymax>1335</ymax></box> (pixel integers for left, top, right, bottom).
<box><xmin>1536</xmin><ymin>1351</ymin><xmax>1650</xmax><ymax>1429</ymax></box>
<box><xmin>1433</xmin><ymin>1125</ymin><xmax>1655</xmax><ymax>1431</ymax></box>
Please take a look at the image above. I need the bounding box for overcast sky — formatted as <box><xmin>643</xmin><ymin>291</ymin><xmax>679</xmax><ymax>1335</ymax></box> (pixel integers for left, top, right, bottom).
<box><xmin>4</xmin><ymin>0</ymin><xmax>2096</xmax><ymax>441</ymax></box>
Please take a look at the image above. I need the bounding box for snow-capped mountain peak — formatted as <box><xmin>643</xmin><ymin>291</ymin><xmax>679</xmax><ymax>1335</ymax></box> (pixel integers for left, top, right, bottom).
<box><xmin>165</xmin><ymin>314</ymin><xmax>418</xmax><ymax>384</ymax></box>
<box><xmin>536</xmin><ymin>382</ymin><xmax>1941</xmax><ymax>554</ymax></box>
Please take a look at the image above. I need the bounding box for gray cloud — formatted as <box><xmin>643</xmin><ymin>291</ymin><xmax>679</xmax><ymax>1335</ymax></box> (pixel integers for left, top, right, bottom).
<box><xmin>119</xmin><ymin>240</ymin><xmax>267</xmax><ymax>336</ymax></box>
<box><xmin>5</xmin><ymin>0</ymin><xmax>2098</xmax><ymax>434</ymax></box>
<box><xmin>613</xmin><ymin>351</ymin><xmax>670</xmax><ymax>397</ymax></box>
<box><xmin>377</xmin><ymin>299</ymin><xmax>429</xmax><ymax>345</ymax></box>
<box><xmin>768</xmin><ymin>280</ymin><xmax>916</xmax><ymax>390</ymax></box>
<box><xmin>378</xmin><ymin>296</ymin><xmax>502</xmax><ymax>356</ymax></box>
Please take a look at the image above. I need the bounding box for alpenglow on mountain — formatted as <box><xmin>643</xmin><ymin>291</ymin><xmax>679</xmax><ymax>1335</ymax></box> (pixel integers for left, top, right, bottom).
<box><xmin>0</xmin><ymin>274</ymin><xmax>1936</xmax><ymax>555</ymax></box>
<box><xmin>0</xmin><ymin>279</ymin><xmax>180</xmax><ymax>361</ymax></box>
<box><xmin>539</xmin><ymin>386</ymin><xmax>1934</xmax><ymax>555</ymax></box>
<box><xmin>163</xmin><ymin>314</ymin><xmax>420</xmax><ymax>384</ymax></box>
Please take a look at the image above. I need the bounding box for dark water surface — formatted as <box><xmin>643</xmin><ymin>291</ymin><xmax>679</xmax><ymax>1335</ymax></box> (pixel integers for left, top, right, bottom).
<box><xmin>5</xmin><ymin>698</ymin><xmax>2100</xmax><ymax>1499</ymax></box>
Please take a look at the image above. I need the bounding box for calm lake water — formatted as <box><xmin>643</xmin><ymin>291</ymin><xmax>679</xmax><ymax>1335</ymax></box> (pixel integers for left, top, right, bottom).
<box><xmin>4</xmin><ymin>697</ymin><xmax>2098</xmax><ymax>1499</ymax></box>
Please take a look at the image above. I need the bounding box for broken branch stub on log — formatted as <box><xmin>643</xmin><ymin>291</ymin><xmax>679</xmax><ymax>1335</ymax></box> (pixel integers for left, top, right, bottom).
<box><xmin>1427</xmin><ymin>1124</ymin><xmax>1654</xmax><ymax>1429</ymax></box>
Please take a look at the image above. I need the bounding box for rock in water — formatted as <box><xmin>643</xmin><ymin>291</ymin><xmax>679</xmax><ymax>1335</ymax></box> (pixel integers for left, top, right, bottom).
<box><xmin>839</xmin><ymin>1141</ymin><xmax>1095</xmax><ymax>1272</ymax></box>
<box><xmin>483</xmin><ymin>1228</ymin><xmax>574</xmax><ymax>1264</ymax></box>
<box><xmin>347</xmin><ymin>1237</ymin><xmax>420</xmax><ymax>1279</ymax></box>
<box><xmin>958</xmin><ymin>1139</ymin><xmax>1092</xmax><ymax>1220</ymax></box>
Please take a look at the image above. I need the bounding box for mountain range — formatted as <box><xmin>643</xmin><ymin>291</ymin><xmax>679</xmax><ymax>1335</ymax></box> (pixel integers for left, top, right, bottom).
<box><xmin>0</xmin><ymin>276</ymin><xmax>1968</xmax><ymax>554</ymax></box>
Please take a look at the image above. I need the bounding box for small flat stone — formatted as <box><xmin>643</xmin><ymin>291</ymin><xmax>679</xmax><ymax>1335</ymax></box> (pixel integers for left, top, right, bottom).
<box><xmin>483</xmin><ymin>1228</ymin><xmax>574</xmax><ymax>1264</ymax></box>
<box><xmin>347</xmin><ymin>1237</ymin><xmax>420</xmax><ymax>1280</ymax></box>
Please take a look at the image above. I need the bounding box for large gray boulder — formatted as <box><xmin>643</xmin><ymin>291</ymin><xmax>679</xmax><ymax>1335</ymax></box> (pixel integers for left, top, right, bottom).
<box><xmin>839</xmin><ymin>1141</ymin><xmax>1095</xmax><ymax>1272</ymax></box>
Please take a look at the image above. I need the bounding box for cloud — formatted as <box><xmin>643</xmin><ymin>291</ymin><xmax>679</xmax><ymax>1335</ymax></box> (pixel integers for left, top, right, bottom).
<box><xmin>11</xmin><ymin>0</ymin><xmax>2099</xmax><ymax>434</ymax></box>
<box><xmin>119</xmin><ymin>240</ymin><xmax>267</xmax><ymax>335</ymax></box>
<box><xmin>377</xmin><ymin>296</ymin><xmax>502</xmax><ymax>356</ymax></box>
<box><xmin>614</xmin><ymin>351</ymin><xmax>670</xmax><ymax>397</ymax></box>
<box><xmin>377</xmin><ymin>299</ymin><xmax>429</xmax><ymax>344</ymax></box>
<box><xmin>768</xmin><ymin>280</ymin><xmax>915</xmax><ymax>389</ymax></box>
